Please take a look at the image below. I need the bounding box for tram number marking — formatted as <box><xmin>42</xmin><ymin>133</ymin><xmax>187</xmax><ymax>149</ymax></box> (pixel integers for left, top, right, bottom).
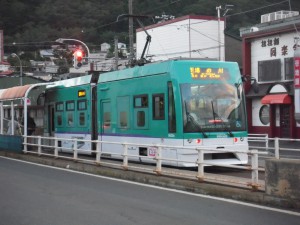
<box><xmin>148</xmin><ymin>147</ymin><xmax>157</xmax><ymax>157</ymax></box>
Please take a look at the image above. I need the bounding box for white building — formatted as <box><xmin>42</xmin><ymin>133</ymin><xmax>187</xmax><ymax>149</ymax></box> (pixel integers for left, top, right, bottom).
<box><xmin>136</xmin><ymin>15</ymin><xmax>225</xmax><ymax>62</ymax></box>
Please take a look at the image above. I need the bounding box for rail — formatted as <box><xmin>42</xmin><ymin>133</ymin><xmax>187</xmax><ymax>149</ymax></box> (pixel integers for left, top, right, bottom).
<box><xmin>23</xmin><ymin>135</ymin><xmax>264</xmax><ymax>191</ymax></box>
<box><xmin>248</xmin><ymin>134</ymin><xmax>300</xmax><ymax>160</ymax></box>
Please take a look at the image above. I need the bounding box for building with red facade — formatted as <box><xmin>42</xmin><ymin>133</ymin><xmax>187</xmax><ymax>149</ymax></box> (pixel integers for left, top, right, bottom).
<box><xmin>240</xmin><ymin>11</ymin><xmax>300</xmax><ymax>138</ymax></box>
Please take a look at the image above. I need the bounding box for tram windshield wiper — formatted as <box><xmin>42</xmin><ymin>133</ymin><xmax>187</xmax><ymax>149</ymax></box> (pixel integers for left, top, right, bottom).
<box><xmin>185</xmin><ymin>101</ymin><xmax>208</xmax><ymax>138</ymax></box>
<box><xmin>210</xmin><ymin>101</ymin><xmax>233</xmax><ymax>137</ymax></box>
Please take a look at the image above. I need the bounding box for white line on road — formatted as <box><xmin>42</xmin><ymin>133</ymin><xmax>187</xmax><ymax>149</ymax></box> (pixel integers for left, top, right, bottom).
<box><xmin>1</xmin><ymin>156</ymin><xmax>299</xmax><ymax>217</ymax></box>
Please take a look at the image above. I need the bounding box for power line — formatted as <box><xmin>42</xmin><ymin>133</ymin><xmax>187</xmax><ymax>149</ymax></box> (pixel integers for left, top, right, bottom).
<box><xmin>225</xmin><ymin>0</ymin><xmax>289</xmax><ymax>17</ymax></box>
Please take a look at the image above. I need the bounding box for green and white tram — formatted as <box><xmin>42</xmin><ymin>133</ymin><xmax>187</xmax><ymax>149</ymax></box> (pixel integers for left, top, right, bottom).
<box><xmin>44</xmin><ymin>59</ymin><xmax>248</xmax><ymax>167</ymax></box>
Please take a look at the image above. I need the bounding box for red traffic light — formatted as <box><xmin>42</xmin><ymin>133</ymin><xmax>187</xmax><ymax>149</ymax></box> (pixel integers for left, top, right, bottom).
<box><xmin>74</xmin><ymin>50</ymin><xmax>84</xmax><ymax>62</ymax></box>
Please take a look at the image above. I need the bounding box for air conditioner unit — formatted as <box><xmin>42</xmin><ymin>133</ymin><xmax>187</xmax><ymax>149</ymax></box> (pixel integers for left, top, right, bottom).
<box><xmin>261</xmin><ymin>11</ymin><xmax>299</xmax><ymax>23</ymax></box>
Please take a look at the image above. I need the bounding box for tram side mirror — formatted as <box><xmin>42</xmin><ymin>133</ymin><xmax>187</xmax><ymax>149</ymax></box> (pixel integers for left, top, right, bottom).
<box><xmin>241</xmin><ymin>75</ymin><xmax>259</xmax><ymax>93</ymax></box>
<box><xmin>251</xmin><ymin>78</ymin><xmax>259</xmax><ymax>93</ymax></box>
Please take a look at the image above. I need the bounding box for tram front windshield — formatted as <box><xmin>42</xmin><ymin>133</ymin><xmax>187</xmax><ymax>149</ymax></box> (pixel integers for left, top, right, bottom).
<box><xmin>181</xmin><ymin>82</ymin><xmax>246</xmax><ymax>133</ymax></box>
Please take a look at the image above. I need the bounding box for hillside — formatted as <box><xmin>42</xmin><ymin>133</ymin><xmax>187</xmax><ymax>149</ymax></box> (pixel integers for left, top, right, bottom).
<box><xmin>1</xmin><ymin>0</ymin><xmax>300</xmax><ymax>52</ymax></box>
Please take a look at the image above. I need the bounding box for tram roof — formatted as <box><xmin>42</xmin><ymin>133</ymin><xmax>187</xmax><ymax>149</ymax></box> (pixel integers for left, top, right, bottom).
<box><xmin>98</xmin><ymin>59</ymin><xmax>239</xmax><ymax>83</ymax></box>
<box><xmin>98</xmin><ymin>60</ymin><xmax>172</xmax><ymax>83</ymax></box>
<box><xmin>46</xmin><ymin>75</ymin><xmax>92</xmax><ymax>89</ymax></box>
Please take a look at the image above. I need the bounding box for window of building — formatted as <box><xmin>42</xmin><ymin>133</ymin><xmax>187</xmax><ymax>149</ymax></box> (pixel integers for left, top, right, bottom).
<box><xmin>259</xmin><ymin>105</ymin><xmax>270</xmax><ymax>125</ymax></box>
<box><xmin>152</xmin><ymin>94</ymin><xmax>165</xmax><ymax>120</ymax></box>
<box><xmin>258</xmin><ymin>59</ymin><xmax>281</xmax><ymax>82</ymax></box>
<box><xmin>284</xmin><ymin>57</ymin><xmax>294</xmax><ymax>80</ymax></box>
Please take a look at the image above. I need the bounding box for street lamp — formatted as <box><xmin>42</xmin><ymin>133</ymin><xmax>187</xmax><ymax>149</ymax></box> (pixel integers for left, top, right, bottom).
<box><xmin>55</xmin><ymin>38</ymin><xmax>90</xmax><ymax>68</ymax></box>
<box><xmin>11</xmin><ymin>53</ymin><xmax>23</xmax><ymax>86</ymax></box>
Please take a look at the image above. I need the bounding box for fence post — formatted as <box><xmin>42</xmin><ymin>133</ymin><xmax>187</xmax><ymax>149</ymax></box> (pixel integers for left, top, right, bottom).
<box><xmin>54</xmin><ymin>139</ymin><xmax>58</xmax><ymax>158</ymax></box>
<box><xmin>265</xmin><ymin>134</ymin><xmax>269</xmax><ymax>151</ymax></box>
<box><xmin>23</xmin><ymin>135</ymin><xmax>28</xmax><ymax>153</ymax></box>
<box><xmin>73</xmin><ymin>140</ymin><xmax>78</xmax><ymax>161</ymax></box>
<box><xmin>96</xmin><ymin>141</ymin><xmax>101</xmax><ymax>165</ymax></box>
<box><xmin>250</xmin><ymin>149</ymin><xmax>259</xmax><ymax>190</ymax></box>
<box><xmin>37</xmin><ymin>136</ymin><xmax>42</xmax><ymax>156</ymax></box>
<box><xmin>274</xmin><ymin>137</ymin><xmax>280</xmax><ymax>159</ymax></box>
<box><xmin>122</xmin><ymin>144</ymin><xmax>128</xmax><ymax>170</ymax></box>
<box><xmin>154</xmin><ymin>146</ymin><xmax>162</xmax><ymax>175</ymax></box>
<box><xmin>196</xmin><ymin>148</ymin><xmax>204</xmax><ymax>182</ymax></box>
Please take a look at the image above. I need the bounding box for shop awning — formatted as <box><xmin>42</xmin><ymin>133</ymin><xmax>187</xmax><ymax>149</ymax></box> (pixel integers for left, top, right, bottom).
<box><xmin>261</xmin><ymin>94</ymin><xmax>291</xmax><ymax>104</ymax></box>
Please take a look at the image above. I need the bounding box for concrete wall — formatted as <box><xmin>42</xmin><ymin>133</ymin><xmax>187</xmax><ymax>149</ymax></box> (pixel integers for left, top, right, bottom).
<box><xmin>265</xmin><ymin>159</ymin><xmax>300</xmax><ymax>200</ymax></box>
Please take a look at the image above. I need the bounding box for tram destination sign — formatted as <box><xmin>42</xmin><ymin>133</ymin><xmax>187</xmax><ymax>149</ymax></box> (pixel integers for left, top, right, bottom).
<box><xmin>190</xmin><ymin>67</ymin><xmax>229</xmax><ymax>80</ymax></box>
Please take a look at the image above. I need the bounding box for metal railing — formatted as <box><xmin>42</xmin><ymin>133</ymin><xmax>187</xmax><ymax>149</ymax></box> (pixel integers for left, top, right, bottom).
<box><xmin>23</xmin><ymin>135</ymin><xmax>263</xmax><ymax>191</ymax></box>
<box><xmin>248</xmin><ymin>134</ymin><xmax>300</xmax><ymax>160</ymax></box>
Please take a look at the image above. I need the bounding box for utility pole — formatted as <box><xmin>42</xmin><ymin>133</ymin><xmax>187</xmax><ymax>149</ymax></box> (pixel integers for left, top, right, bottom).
<box><xmin>114</xmin><ymin>36</ymin><xmax>118</xmax><ymax>70</ymax></box>
<box><xmin>128</xmin><ymin>0</ymin><xmax>134</xmax><ymax>61</ymax></box>
<box><xmin>216</xmin><ymin>5</ymin><xmax>221</xmax><ymax>61</ymax></box>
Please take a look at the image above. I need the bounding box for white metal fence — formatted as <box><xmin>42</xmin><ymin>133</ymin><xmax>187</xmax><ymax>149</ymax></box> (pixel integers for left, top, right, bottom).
<box><xmin>23</xmin><ymin>135</ymin><xmax>263</xmax><ymax>191</ymax></box>
<box><xmin>248</xmin><ymin>134</ymin><xmax>300</xmax><ymax>160</ymax></box>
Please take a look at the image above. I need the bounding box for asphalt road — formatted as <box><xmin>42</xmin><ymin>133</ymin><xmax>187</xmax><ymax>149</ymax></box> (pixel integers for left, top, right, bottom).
<box><xmin>0</xmin><ymin>156</ymin><xmax>299</xmax><ymax>225</ymax></box>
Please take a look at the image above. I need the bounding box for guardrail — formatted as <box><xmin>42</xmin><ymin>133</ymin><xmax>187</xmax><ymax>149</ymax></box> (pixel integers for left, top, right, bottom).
<box><xmin>23</xmin><ymin>135</ymin><xmax>263</xmax><ymax>191</ymax></box>
<box><xmin>248</xmin><ymin>134</ymin><xmax>300</xmax><ymax>160</ymax></box>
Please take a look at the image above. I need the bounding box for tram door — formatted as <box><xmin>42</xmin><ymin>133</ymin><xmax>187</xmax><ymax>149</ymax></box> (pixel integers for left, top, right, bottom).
<box><xmin>91</xmin><ymin>86</ymin><xmax>98</xmax><ymax>150</ymax></box>
<box><xmin>280</xmin><ymin>105</ymin><xmax>290</xmax><ymax>138</ymax></box>
<box><xmin>48</xmin><ymin>105</ymin><xmax>55</xmax><ymax>137</ymax></box>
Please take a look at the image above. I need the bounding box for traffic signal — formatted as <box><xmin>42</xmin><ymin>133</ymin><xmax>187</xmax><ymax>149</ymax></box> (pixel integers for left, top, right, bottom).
<box><xmin>73</xmin><ymin>49</ymin><xmax>84</xmax><ymax>69</ymax></box>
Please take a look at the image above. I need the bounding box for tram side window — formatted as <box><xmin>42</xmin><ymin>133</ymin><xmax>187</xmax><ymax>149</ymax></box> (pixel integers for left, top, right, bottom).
<box><xmin>78</xmin><ymin>100</ymin><xmax>87</xmax><ymax>126</ymax></box>
<box><xmin>117</xmin><ymin>96</ymin><xmax>130</xmax><ymax>129</ymax></box>
<box><xmin>152</xmin><ymin>94</ymin><xmax>164</xmax><ymax>120</ymax></box>
<box><xmin>134</xmin><ymin>95</ymin><xmax>148</xmax><ymax>128</ymax></box>
<box><xmin>66</xmin><ymin>101</ymin><xmax>75</xmax><ymax>127</ymax></box>
<box><xmin>56</xmin><ymin>102</ymin><xmax>64</xmax><ymax>126</ymax></box>
<box><xmin>134</xmin><ymin>95</ymin><xmax>148</xmax><ymax>108</ymax></box>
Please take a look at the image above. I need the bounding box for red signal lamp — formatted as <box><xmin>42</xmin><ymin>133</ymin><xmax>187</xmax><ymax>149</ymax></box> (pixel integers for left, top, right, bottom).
<box><xmin>74</xmin><ymin>50</ymin><xmax>83</xmax><ymax>62</ymax></box>
<box><xmin>73</xmin><ymin>49</ymin><xmax>84</xmax><ymax>68</ymax></box>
